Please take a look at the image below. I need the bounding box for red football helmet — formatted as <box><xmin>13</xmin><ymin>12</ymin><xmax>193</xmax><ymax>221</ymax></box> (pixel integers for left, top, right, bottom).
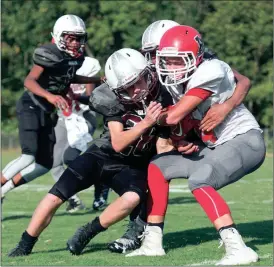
<box><xmin>156</xmin><ymin>25</ymin><xmax>204</xmax><ymax>86</ymax></box>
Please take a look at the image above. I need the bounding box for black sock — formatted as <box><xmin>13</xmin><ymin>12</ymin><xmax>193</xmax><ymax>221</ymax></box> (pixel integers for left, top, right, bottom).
<box><xmin>218</xmin><ymin>224</ymin><xmax>237</xmax><ymax>234</ymax></box>
<box><xmin>22</xmin><ymin>231</ymin><xmax>38</xmax><ymax>243</ymax></box>
<box><xmin>88</xmin><ymin>217</ymin><xmax>107</xmax><ymax>233</ymax></box>
<box><xmin>148</xmin><ymin>222</ymin><xmax>164</xmax><ymax>231</ymax></box>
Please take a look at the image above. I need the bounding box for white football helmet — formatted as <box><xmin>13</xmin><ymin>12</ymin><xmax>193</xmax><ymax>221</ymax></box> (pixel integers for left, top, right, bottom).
<box><xmin>104</xmin><ymin>48</ymin><xmax>158</xmax><ymax>105</ymax></box>
<box><xmin>51</xmin><ymin>14</ymin><xmax>87</xmax><ymax>57</ymax></box>
<box><xmin>141</xmin><ymin>20</ymin><xmax>179</xmax><ymax>64</ymax></box>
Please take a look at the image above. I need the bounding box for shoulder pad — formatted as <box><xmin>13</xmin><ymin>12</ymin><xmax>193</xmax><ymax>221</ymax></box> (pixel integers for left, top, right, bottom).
<box><xmin>89</xmin><ymin>83</ymin><xmax>125</xmax><ymax>116</ymax></box>
<box><xmin>76</xmin><ymin>57</ymin><xmax>101</xmax><ymax>77</ymax></box>
<box><xmin>186</xmin><ymin>59</ymin><xmax>225</xmax><ymax>93</ymax></box>
<box><xmin>33</xmin><ymin>44</ymin><xmax>63</xmax><ymax>68</ymax></box>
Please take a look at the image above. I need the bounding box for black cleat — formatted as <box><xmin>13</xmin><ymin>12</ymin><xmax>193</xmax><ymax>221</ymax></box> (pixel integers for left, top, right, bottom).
<box><xmin>8</xmin><ymin>238</ymin><xmax>37</xmax><ymax>257</ymax></box>
<box><xmin>67</xmin><ymin>222</ymin><xmax>99</xmax><ymax>255</ymax></box>
<box><xmin>108</xmin><ymin>217</ymin><xmax>145</xmax><ymax>253</ymax></box>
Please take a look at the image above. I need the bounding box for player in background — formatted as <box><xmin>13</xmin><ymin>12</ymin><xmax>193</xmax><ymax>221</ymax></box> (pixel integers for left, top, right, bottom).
<box><xmin>1</xmin><ymin>15</ymin><xmax>101</xmax><ymax>208</ymax></box>
<box><xmin>126</xmin><ymin>26</ymin><xmax>265</xmax><ymax>266</ymax></box>
<box><xmin>108</xmin><ymin>19</ymin><xmax>252</xmax><ymax>254</ymax></box>
<box><xmin>7</xmin><ymin>48</ymin><xmax>174</xmax><ymax>257</ymax></box>
<box><xmin>51</xmin><ymin>82</ymin><xmax>110</xmax><ymax>213</ymax></box>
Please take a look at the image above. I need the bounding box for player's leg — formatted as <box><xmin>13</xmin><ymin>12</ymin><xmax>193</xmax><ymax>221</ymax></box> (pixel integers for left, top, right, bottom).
<box><xmin>67</xmin><ymin>166</ymin><xmax>147</xmax><ymax>255</ymax></box>
<box><xmin>8</xmin><ymin>146</ymin><xmax>101</xmax><ymax>257</ymax></box>
<box><xmin>108</xmin><ymin>190</ymin><xmax>147</xmax><ymax>254</ymax></box>
<box><xmin>126</xmin><ymin>150</ymin><xmax>195</xmax><ymax>256</ymax></box>
<box><xmin>1</xmin><ymin>97</ymin><xmax>39</xmax><ymax>187</ymax></box>
<box><xmin>51</xmin><ymin>119</ymin><xmax>85</xmax><ymax>212</ymax></box>
<box><xmin>188</xmin><ymin>130</ymin><xmax>265</xmax><ymax>265</ymax></box>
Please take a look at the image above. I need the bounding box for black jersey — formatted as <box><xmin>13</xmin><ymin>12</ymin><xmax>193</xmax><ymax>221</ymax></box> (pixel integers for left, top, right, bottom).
<box><xmin>90</xmin><ymin>82</ymin><xmax>173</xmax><ymax>167</ymax></box>
<box><xmin>28</xmin><ymin>43</ymin><xmax>85</xmax><ymax>112</ymax></box>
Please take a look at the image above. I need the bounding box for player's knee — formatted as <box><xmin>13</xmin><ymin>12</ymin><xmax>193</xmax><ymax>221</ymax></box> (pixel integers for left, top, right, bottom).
<box><xmin>188</xmin><ymin>164</ymin><xmax>220</xmax><ymax>191</ymax></box>
<box><xmin>46</xmin><ymin>192</ymin><xmax>64</xmax><ymax>206</ymax></box>
<box><xmin>121</xmin><ymin>191</ymin><xmax>140</xmax><ymax>209</ymax></box>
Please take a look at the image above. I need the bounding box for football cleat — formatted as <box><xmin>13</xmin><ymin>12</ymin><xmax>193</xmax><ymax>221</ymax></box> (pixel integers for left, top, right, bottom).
<box><xmin>126</xmin><ymin>225</ymin><xmax>166</xmax><ymax>257</ymax></box>
<box><xmin>66</xmin><ymin>197</ymin><xmax>85</xmax><ymax>213</ymax></box>
<box><xmin>8</xmin><ymin>237</ymin><xmax>37</xmax><ymax>257</ymax></box>
<box><xmin>216</xmin><ymin>228</ymin><xmax>259</xmax><ymax>265</ymax></box>
<box><xmin>92</xmin><ymin>197</ymin><xmax>108</xmax><ymax>211</ymax></box>
<box><xmin>108</xmin><ymin>217</ymin><xmax>145</xmax><ymax>253</ymax></box>
<box><xmin>67</xmin><ymin>221</ymin><xmax>101</xmax><ymax>255</ymax></box>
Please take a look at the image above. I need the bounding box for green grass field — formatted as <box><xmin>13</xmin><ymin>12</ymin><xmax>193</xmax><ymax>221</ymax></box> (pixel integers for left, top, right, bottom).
<box><xmin>1</xmin><ymin>149</ymin><xmax>273</xmax><ymax>266</ymax></box>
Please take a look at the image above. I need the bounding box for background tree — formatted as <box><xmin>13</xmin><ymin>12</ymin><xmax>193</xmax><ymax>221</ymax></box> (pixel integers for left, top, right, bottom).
<box><xmin>1</xmin><ymin>0</ymin><xmax>273</xmax><ymax>134</ymax></box>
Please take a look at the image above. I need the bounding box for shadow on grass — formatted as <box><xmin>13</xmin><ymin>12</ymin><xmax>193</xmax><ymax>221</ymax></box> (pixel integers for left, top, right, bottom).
<box><xmin>164</xmin><ymin>219</ymin><xmax>273</xmax><ymax>252</ymax></box>
<box><xmin>2</xmin><ymin>209</ymin><xmax>100</xmax><ymax>222</ymax></box>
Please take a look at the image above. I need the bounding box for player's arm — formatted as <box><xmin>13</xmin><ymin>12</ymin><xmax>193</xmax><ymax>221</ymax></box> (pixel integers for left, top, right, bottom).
<box><xmin>199</xmin><ymin>69</ymin><xmax>251</xmax><ymax>132</ymax></box>
<box><xmin>109</xmin><ymin>101</ymin><xmax>162</xmax><ymax>153</ymax></box>
<box><xmin>24</xmin><ymin>64</ymin><xmax>68</xmax><ymax>109</ymax></box>
<box><xmin>157</xmin><ymin>90</ymin><xmax>211</xmax><ymax>126</ymax></box>
<box><xmin>85</xmin><ymin>83</ymin><xmax>95</xmax><ymax>96</ymax></box>
<box><xmin>73</xmin><ymin>75</ymin><xmax>101</xmax><ymax>84</ymax></box>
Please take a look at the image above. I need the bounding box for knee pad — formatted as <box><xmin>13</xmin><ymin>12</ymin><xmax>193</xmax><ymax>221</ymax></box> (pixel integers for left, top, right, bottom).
<box><xmin>2</xmin><ymin>154</ymin><xmax>35</xmax><ymax>180</ymax></box>
<box><xmin>21</xmin><ymin>162</ymin><xmax>49</xmax><ymax>182</ymax></box>
<box><xmin>188</xmin><ymin>164</ymin><xmax>223</xmax><ymax>192</ymax></box>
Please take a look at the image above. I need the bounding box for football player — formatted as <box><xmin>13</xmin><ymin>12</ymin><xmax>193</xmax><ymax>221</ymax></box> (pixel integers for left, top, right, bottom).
<box><xmin>7</xmin><ymin>48</ymin><xmax>174</xmax><ymax>257</ymax></box>
<box><xmin>1</xmin><ymin>15</ymin><xmax>100</xmax><ymax>199</ymax></box>
<box><xmin>108</xmin><ymin>19</ymin><xmax>253</xmax><ymax>254</ymax></box>
<box><xmin>126</xmin><ymin>25</ymin><xmax>265</xmax><ymax>266</ymax></box>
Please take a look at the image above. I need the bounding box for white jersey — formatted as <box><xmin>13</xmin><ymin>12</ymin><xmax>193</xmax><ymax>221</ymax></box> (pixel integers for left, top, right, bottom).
<box><xmin>166</xmin><ymin>59</ymin><xmax>261</xmax><ymax>147</ymax></box>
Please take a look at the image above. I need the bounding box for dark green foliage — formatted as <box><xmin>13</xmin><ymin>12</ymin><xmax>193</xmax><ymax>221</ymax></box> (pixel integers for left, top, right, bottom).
<box><xmin>1</xmin><ymin>0</ymin><xmax>273</xmax><ymax>132</ymax></box>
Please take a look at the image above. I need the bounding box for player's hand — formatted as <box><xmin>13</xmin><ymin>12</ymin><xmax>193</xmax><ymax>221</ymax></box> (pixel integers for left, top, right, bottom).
<box><xmin>199</xmin><ymin>103</ymin><xmax>233</xmax><ymax>132</ymax></box>
<box><xmin>176</xmin><ymin>140</ymin><xmax>199</xmax><ymax>154</ymax></box>
<box><xmin>46</xmin><ymin>94</ymin><xmax>69</xmax><ymax>110</ymax></box>
<box><xmin>143</xmin><ymin>101</ymin><xmax>163</xmax><ymax>127</ymax></box>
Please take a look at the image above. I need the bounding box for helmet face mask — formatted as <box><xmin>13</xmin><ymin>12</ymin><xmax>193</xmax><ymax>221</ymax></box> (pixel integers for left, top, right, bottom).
<box><xmin>105</xmin><ymin>48</ymin><xmax>159</xmax><ymax>106</ymax></box>
<box><xmin>51</xmin><ymin>15</ymin><xmax>87</xmax><ymax>57</ymax></box>
<box><xmin>156</xmin><ymin>25</ymin><xmax>204</xmax><ymax>86</ymax></box>
<box><xmin>156</xmin><ymin>50</ymin><xmax>197</xmax><ymax>85</ymax></box>
<box><xmin>58</xmin><ymin>32</ymin><xmax>87</xmax><ymax>57</ymax></box>
<box><xmin>113</xmin><ymin>68</ymin><xmax>158</xmax><ymax>105</ymax></box>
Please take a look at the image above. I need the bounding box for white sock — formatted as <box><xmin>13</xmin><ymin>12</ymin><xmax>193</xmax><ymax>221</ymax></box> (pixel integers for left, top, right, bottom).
<box><xmin>2</xmin><ymin>180</ymin><xmax>15</xmax><ymax>196</ymax></box>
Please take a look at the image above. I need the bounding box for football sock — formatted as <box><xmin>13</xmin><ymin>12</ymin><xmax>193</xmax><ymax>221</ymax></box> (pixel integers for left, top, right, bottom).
<box><xmin>22</xmin><ymin>231</ymin><xmax>38</xmax><ymax>243</ymax></box>
<box><xmin>89</xmin><ymin>216</ymin><xmax>107</xmax><ymax>234</ymax></box>
<box><xmin>148</xmin><ymin>222</ymin><xmax>164</xmax><ymax>231</ymax></box>
<box><xmin>218</xmin><ymin>224</ymin><xmax>237</xmax><ymax>234</ymax></box>
<box><xmin>1</xmin><ymin>180</ymin><xmax>15</xmax><ymax>196</ymax></box>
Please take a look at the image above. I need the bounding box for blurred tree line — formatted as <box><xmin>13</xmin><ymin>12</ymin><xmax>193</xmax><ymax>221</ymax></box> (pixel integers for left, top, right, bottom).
<box><xmin>1</xmin><ymin>0</ymin><xmax>273</xmax><ymax>133</ymax></box>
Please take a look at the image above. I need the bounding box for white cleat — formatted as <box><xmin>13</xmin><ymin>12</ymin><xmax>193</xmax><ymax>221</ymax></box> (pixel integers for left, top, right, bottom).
<box><xmin>216</xmin><ymin>228</ymin><xmax>259</xmax><ymax>265</ymax></box>
<box><xmin>125</xmin><ymin>225</ymin><xmax>166</xmax><ymax>257</ymax></box>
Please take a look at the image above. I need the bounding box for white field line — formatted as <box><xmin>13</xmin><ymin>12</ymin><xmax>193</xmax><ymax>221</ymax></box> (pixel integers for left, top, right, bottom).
<box><xmin>190</xmin><ymin>253</ymin><xmax>273</xmax><ymax>265</ymax></box>
<box><xmin>11</xmin><ymin>183</ymin><xmax>192</xmax><ymax>193</ymax></box>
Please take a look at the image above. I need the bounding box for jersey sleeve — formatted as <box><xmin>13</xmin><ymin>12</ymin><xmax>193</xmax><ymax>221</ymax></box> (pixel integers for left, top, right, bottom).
<box><xmin>186</xmin><ymin>59</ymin><xmax>225</xmax><ymax>95</ymax></box>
